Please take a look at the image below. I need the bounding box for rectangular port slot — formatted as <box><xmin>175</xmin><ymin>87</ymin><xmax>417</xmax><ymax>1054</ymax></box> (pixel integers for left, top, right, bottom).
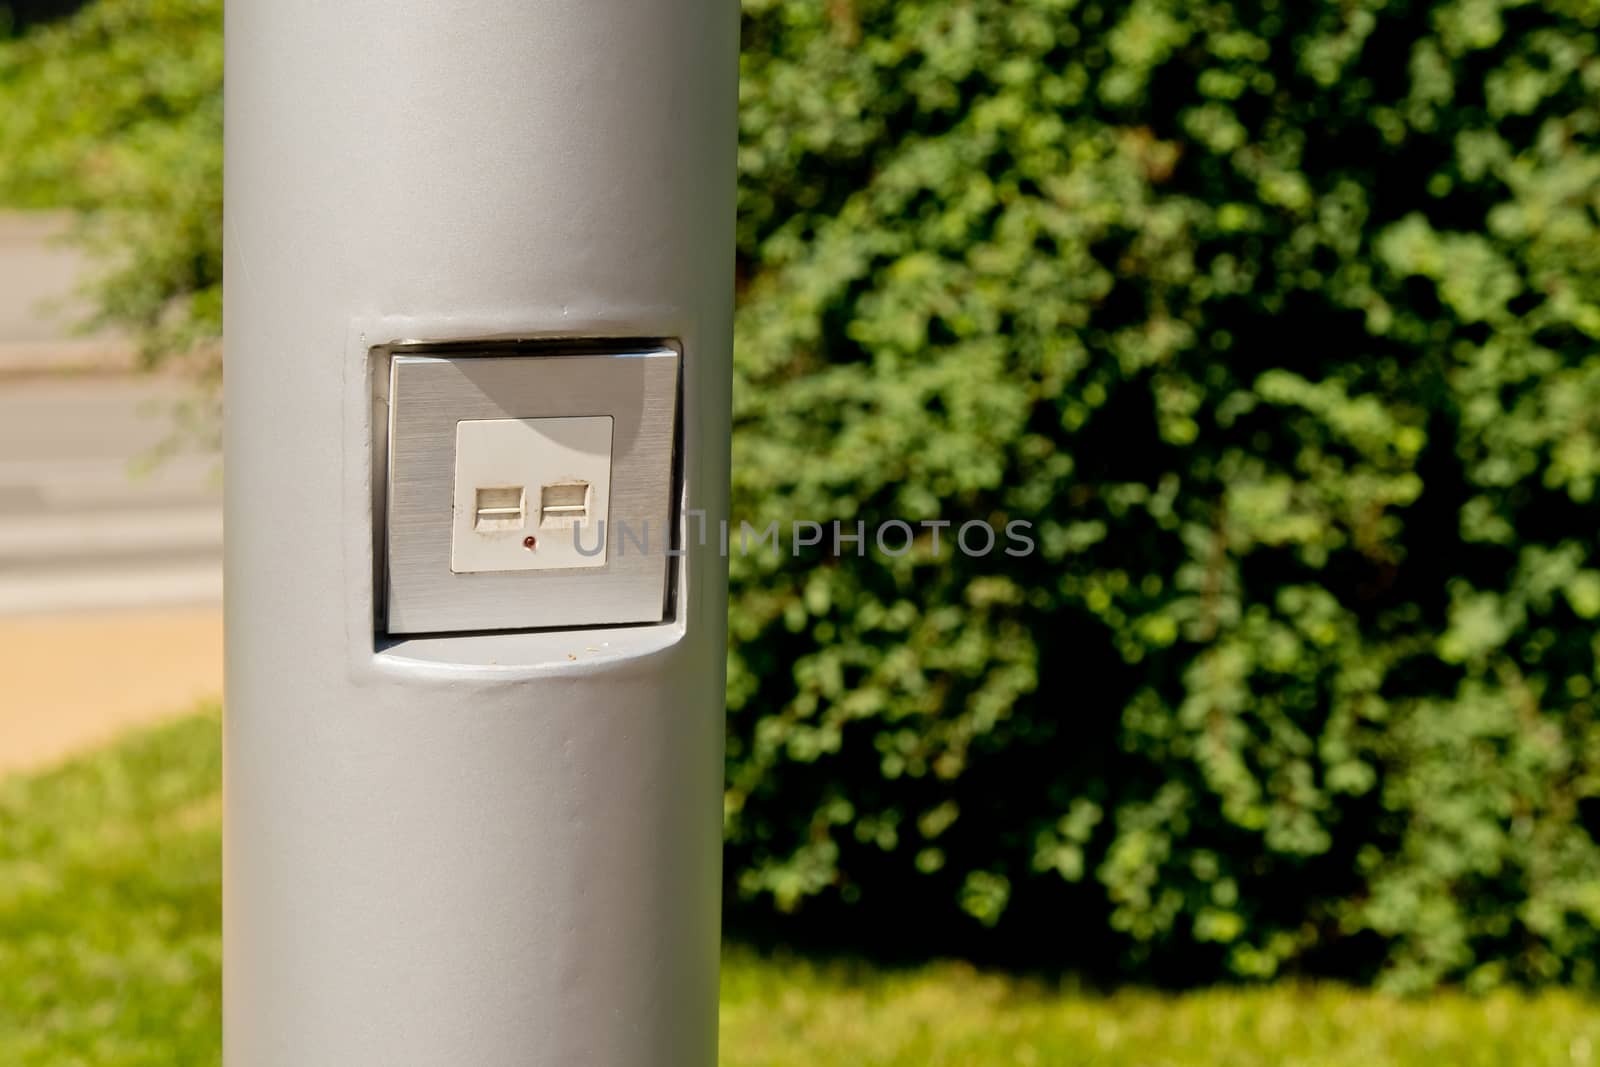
<box><xmin>474</xmin><ymin>486</ymin><xmax>526</xmax><ymax>530</ymax></box>
<box><xmin>540</xmin><ymin>482</ymin><xmax>590</xmax><ymax>528</ymax></box>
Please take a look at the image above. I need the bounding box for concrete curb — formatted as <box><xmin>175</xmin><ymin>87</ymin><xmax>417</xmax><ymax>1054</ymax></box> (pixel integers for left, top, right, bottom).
<box><xmin>0</xmin><ymin>340</ymin><xmax>138</xmax><ymax>377</ymax></box>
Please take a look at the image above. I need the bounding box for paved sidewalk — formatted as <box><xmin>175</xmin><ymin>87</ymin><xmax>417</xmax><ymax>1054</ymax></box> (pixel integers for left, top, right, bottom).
<box><xmin>0</xmin><ymin>212</ymin><xmax>220</xmax><ymax>773</ymax></box>
<box><xmin>0</xmin><ymin>377</ymin><xmax>222</xmax><ymax>771</ymax></box>
<box><xmin>0</xmin><ymin>605</ymin><xmax>222</xmax><ymax>774</ymax></box>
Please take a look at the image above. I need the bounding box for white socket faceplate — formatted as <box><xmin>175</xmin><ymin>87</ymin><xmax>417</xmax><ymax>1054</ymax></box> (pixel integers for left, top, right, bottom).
<box><xmin>451</xmin><ymin>416</ymin><xmax>614</xmax><ymax>573</ymax></box>
<box><xmin>382</xmin><ymin>347</ymin><xmax>679</xmax><ymax>635</ymax></box>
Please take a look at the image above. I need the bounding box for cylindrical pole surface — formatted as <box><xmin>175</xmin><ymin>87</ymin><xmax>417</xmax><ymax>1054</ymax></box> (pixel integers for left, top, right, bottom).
<box><xmin>223</xmin><ymin>3</ymin><xmax>737</xmax><ymax>1064</ymax></box>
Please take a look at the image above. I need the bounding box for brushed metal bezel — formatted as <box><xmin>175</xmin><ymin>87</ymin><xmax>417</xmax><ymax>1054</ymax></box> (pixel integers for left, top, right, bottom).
<box><xmin>382</xmin><ymin>346</ymin><xmax>678</xmax><ymax>635</ymax></box>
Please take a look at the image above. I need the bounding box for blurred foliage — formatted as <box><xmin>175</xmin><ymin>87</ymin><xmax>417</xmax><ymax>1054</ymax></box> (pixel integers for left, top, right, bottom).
<box><xmin>726</xmin><ymin>0</ymin><xmax>1600</xmax><ymax>992</ymax></box>
<box><xmin>6</xmin><ymin>0</ymin><xmax>1600</xmax><ymax>991</ymax></box>
<box><xmin>0</xmin><ymin>1</ymin><xmax>96</xmax><ymax>38</ymax></box>
<box><xmin>0</xmin><ymin>0</ymin><xmax>220</xmax><ymax>444</ymax></box>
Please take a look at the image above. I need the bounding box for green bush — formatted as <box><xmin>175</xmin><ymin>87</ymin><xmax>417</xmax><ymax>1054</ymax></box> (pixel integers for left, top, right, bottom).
<box><xmin>0</xmin><ymin>0</ymin><xmax>221</xmax><ymax>443</ymax></box>
<box><xmin>727</xmin><ymin>0</ymin><xmax>1600</xmax><ymax>991</ymax></box>
<box><xmin>8</xmin><ymin>0</ymin><xmax>1600</xmax><ymax>991</ymax></box>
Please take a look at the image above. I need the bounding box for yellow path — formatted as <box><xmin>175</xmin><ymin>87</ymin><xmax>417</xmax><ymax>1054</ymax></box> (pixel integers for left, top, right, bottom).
<box><xmin>0</xmin><ymin>605</ymin><xmax>222</xmax><ymax>774</ymax></box>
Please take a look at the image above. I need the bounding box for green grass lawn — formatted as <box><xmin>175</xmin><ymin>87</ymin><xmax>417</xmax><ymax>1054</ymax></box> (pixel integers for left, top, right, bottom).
<box><xmin>4</xmin><ymin>710</ymin><xmax>1599</xmax><ymax>1066</ymax></box>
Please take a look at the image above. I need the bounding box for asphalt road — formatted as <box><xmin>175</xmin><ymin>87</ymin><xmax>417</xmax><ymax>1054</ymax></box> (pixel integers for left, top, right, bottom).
<box><xmin>0</xmin><ymin>375</ymin><xmax>222</xmax><ymax>615</ymax></box>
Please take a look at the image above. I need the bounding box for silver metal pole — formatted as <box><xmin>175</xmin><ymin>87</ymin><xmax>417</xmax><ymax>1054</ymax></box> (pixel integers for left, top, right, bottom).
<box><xmin>223</xmin><ymin>3</ymin><xmax>738</xmax><ymax>1063</ymax></box>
